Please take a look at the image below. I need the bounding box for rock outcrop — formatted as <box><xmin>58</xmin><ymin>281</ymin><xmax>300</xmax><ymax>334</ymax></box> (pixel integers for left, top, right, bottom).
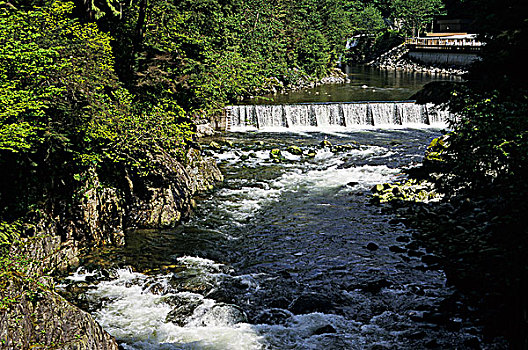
<box><xmin>126</xmin><ymin>149</ymin><xmax>223</xmax><ymax>228</ymax></box>
<box><xmin>0</xmin><ymin>147</ymin><xmax>223</xmax><ymax>349</ymax></box>
<box><xmin>1</xmin><ymin>236</ymin><xmax>119</xmax><ymax>349</ymax></box>
<box><xmin>56</xmin><ymin>148</ymin><xmax>224</xmax><ymax>239</ymax></box>
<box><xmin>0</xmin><ymin>278</ymin><xmax>119</xmax><ymax>350</ymax></box>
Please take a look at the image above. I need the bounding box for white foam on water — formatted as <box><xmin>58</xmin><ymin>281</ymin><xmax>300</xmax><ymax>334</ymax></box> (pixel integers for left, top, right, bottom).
<box><xmin>230</xmin><ymin>123</ymin><xmax>448</xmax><ymax>133</ymax></box>
<box><xmin>65</xmin><ymin>267</ymin><xmax>98</xmax><ymax>282</ymax></box>
<box><xmin>84</xmin><ymin>269</ymin><xmax>264</xmax><ymax>350</ymax></box>
<box><xmin>253</xmin><ymin>312</ymin><xmax>362</xmax><ymax>349</ymax></box>
<box><xmin>214</xmin><ymin>186</ymin><xmax>282</xmax><ymax>222</ymax></box>
<box><xmin>209</xmin><ymin>145</ymin><xmax>395</xmax><ymax>223</ymax></box>
<box><xmin>176</xmin><ymin>256</ymin><xmax>230</xmax><ymax>274</ymax></box>
<box><xmin>347</xmin><ymin>145</ymin><xmax>389</xmax><ymax>159</ymax></box>
<box><xmin>275</xmin><ymin>164</ymin><xmax>399</xmax><ymax>193</ymax></box>
<box><xmin>214</xmin><ymin>151</ymin><xmax>239</xmax><ymax>162</ymax></box>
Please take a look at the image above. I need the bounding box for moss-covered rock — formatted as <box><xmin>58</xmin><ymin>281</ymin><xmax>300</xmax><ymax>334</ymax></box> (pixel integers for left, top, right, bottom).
<box><xmin>320</xmin><ymin>140</ymin><xmax>332</xmax><ymax>148</ymax></box>
<box><xmin>269</xmin><ymin>148</ymin><xmax>285</xmax><ymax>162</ymax></box>
<box><xmin>209</xmin><ymin>141</ymin><xmax>222</xmax><ymax>150</ymax></box>
<box><xmin>286</xmin><ymin>146</ymin><xmax>303</xmax><ymax>155</ymax></box>
<box><xmin>370</xmin><ymin>179</ymin><xmax>442</xmax><ymax>204</ymax></box>
<box><xmin>425</xmin><ymin>134</ymin><xmax>452</xmax><ymax>163</ymax></box>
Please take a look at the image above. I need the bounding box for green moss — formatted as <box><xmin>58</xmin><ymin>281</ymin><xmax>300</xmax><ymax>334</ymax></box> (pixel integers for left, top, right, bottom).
<box><xmin>370</xmin><ymin>179</ymin><xmax>442</xmax><ymax>204</ymax></box>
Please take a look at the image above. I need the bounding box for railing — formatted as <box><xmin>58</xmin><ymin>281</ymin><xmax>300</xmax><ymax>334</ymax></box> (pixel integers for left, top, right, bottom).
<box><xmin>405</xmin><ymin>36</ymin><xmax>483</xmax><ymax>50</ymax></box>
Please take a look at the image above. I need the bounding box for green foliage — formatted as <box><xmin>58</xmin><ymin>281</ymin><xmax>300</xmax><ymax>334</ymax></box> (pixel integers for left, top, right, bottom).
<box><xmin>442</xmin><ymin>89</ymin><xmax>528</xmax><ymax>190</ymax></box>
<box><xmin>0</xmin><ymin>2</ymin><xmax>196</xmax><ymax>221</ymax></box>
<box><xmin>0</xmin><ymin>239</ymin><xmax>47</xmax><ymax>312</ymax></box>
<box><xmin>465</xmin><ymin>0</ymin><xmax>528</xmax><ymax>89</ymax></box>
<box><xmin>0</xmin><ymin>1</ymin><xmax>117</xmax><ymax>153</ymax></box>
<box><xmin>295</xmin><ymin>30</ymin><xmax>331</xmax><ymax>78</ymax></box>
<box><xmin>349</xmin><ymin>3</ymin><xmax>386</xmax><ymax>35</ymax></box>
<box><xmin>104</xmin><ymin>0</ymin><xmax>355</xmax><ymax>110</ymax></box>
<box><xmin>435</xmin><ymin>0</ymin><xmax>528</xmax><ymax>195</ymax></box>
<box><xmin>0</xmin><ymin>220</ymin><xmax>23</xmax><ymax>248</ymax></box>
<box><xmin>390</xmin><ymin>0</ymin><xmax>444</xmax><ymax>36</ymax></box>
<box><xmin>86</xmin><ymin>90</ymin><xmax>195</xmax><ymax>174</ymax></box>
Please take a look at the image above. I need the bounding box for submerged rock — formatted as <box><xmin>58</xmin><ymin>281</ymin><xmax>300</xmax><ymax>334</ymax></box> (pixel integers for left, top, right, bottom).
<box><xmin>312</xmin><ymin>324</ymin><xmax>337</xmax><ymax>335</ymax></box>
<box><xmin>366</xmin><ymin>242</ymin><xmax>379</xmax><ymax>251</ymax></box>
<box><xmin>254</xmin><ymin>308</ymin><xmax>293</xmax><ymax>325</ymax></box>
<box><xmin>288</xmin><ymin>293</ymin><xmax>334</xmax><ymax>314</ymax></box>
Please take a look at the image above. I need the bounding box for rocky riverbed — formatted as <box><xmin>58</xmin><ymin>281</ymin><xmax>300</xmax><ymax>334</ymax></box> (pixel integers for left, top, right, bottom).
<box><xmin>371</xmin><ymin>160</ymin><xmax>528</xmax><ymax>347</ymax></box>
<box><xmin>59</xmin><ymin>128</ymin><xmax>509</xmax><ymax>349</ymax></box>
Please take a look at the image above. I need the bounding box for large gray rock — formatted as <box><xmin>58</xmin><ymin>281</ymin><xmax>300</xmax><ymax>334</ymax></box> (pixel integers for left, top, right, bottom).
<box><xmin>0</xmin><ymin>278</ymin><xmax>118</xmax><ymax>350</ymax></box>
<box><xmin>126</xmin><ymin>149</ymin><xmax>223</xmax><ymax>228</ymax></box>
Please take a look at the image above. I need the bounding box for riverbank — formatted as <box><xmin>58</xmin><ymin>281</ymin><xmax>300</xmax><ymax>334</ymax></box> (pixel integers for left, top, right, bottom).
<box><xmin>370</xmin><ymin>144</ymin><xmax>527</xmax><ymax>348</ymax></box>
<box><xmin>0</xmin><ymin>148</ymin><xmax>223</xmax><ymax>349</ymax></box>
<box><xmin>243</xmin><ymin>67</ymin><xmax>350</xmax><ymax>99</ymax></box>
<box><xmin>367</xmin><ymin>44</ymin><xmax>467</xmax><ymax>76</ymax></box>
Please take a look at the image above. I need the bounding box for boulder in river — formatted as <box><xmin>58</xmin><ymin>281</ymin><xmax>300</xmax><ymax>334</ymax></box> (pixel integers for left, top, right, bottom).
<box><xmin>288</xmin><ymin>293</ymin><xmax>335</xmax><ymax>314</ymax></box>
<box><xmin>312</xmin><ymin>324</ymin><xmax>337</xmax><ymax>335</ymax></box>
<box><xmin>254</xmin><ymin>308</ymin><xmax>293</xmax><ymax>325</ymax></box>
<box><xmin>320</xmin><ymin>140</ymin><xmax>332</xmax><ymax>148</ymax></box>
<box><xmin>366</xmin><ymin>242</ymin><xmax>379</xmax><ymax>251</ymax></box>
<box><xmin>286</xmin><ymin>145</ymin><xmax>303</xmax><ymax>155</ymax></box>
<box><xmin>209</xmin><ymin>141</ymin><xmax>222</xmax><ymax>150</ymax></box>
<box><xmin>166</xmin><ymin>300</ymin><xmax>203</xmax><ymax>326</ymax></box>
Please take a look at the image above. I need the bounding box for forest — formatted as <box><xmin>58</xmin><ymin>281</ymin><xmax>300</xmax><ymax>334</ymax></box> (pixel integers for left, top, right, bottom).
<box><xmin>1</xmin><ymin>0</ymin><xmax>527</xmax><ymax>347</ymax></box>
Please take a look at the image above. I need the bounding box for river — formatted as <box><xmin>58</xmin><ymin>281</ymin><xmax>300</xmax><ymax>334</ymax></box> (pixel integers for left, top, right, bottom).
<box><xmin>244</xmin><ymin>65</ymin><xmax>461</xmax><ymax>104</ymax></box>
<box><xmin>58</xmin><ymin>68</ymin><xmax>496</xmax><ymax>349</ymax></box>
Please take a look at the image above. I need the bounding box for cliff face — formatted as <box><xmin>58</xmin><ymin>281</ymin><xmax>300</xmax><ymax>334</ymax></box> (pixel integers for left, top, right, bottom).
<box><xmin>0</xmin><ymin>149</ymin><xmax>223</xmax><ymax>349</ymax></box>
<box><xmin>60</xmin><ymin>148</ymin><xmax>223</xmax><ymax>241</ymax></box>
<box><xmin>125</xmin><ymin>149</ymin><xmax>223</xmax><ymax>229</ymax></box>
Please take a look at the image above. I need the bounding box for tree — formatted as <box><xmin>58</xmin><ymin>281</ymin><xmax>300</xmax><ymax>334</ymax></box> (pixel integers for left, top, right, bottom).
<box><xmin>0</xmin><ymin>2</ymin><xmax>194</xmax><ymax>219</ymax></box>
<box><xmin>349</xmin><ymin>3</ymin><xmax>386</xmax><ymax>35</ymax></box>
<box><xmin>390</xmin><ymin>0</ymin><xmax>444</xmax><ymax>37</ymax></box>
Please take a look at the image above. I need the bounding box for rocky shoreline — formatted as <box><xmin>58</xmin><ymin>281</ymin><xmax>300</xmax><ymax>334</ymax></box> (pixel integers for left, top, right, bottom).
<box><xmin>369</xmin><ymin>137</ymin><xmax>527</xmax><ymax>348</ymax></box>
<box><xmin>367</xmin><ymin>43</ymin><xmax>467</xmax><ymax>76</ymax></box>
<box><xmin>0</xmin><ymin>148</ymin><xmax>223</xmax><ymax>349</ymax></box>
<box><xmin>242</xmin><ymin>67</ymin><xmax>349</xmax><ymax>98</ymax></box>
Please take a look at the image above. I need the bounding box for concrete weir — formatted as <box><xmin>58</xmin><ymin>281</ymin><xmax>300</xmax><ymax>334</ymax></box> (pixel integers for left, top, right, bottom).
<box><xmin>221</xmin><ymin>101</ymin><xmax>452</xmax><ymax>131</ymax></box>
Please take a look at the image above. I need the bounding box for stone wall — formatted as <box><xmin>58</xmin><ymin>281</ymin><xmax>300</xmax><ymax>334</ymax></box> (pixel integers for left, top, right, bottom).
<box><xmin>407</xmin><ymin>51</ymin><xmax>480</xmax><ymax>66</ymax></box>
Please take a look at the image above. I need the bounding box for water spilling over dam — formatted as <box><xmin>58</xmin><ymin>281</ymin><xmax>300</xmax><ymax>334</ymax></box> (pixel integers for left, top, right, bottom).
<box><xmin>224</xmin><ymin>101</ymin><xmax>452</xmax><ymax>130</ymax></box>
